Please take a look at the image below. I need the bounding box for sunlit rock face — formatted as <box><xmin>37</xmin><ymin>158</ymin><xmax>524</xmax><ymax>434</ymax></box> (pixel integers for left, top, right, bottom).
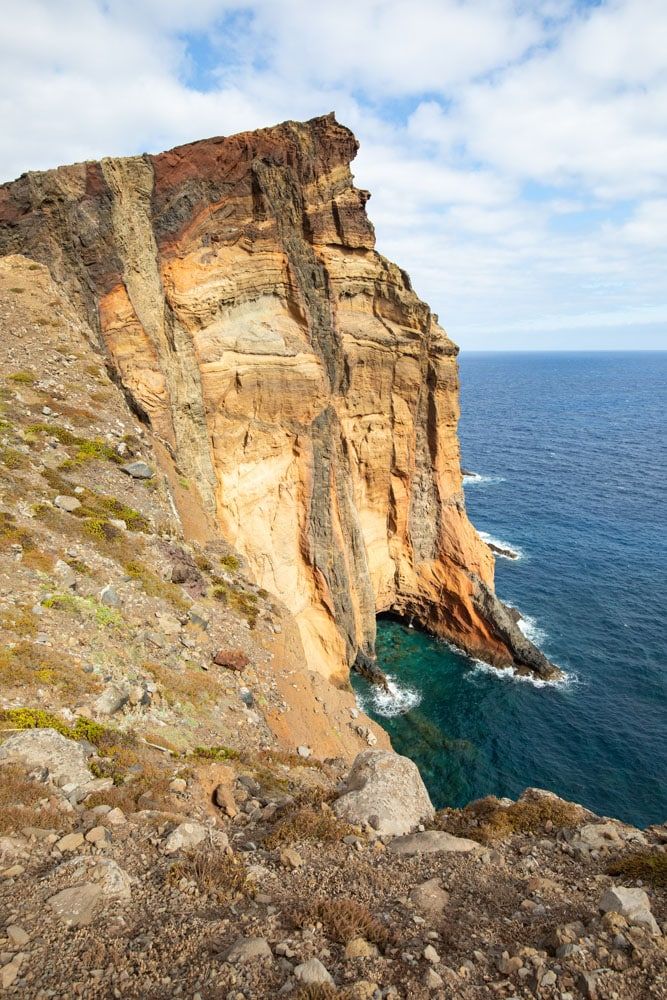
<box><xmin>0</xmin><ymin>113</ymin><xmax>556</xmax><ymax>681</ymax></box>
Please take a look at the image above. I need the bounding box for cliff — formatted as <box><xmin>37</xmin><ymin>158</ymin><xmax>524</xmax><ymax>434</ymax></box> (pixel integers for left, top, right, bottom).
<box><xmin>0</xmin><ymin>113</ymin><xmax>556</xmax><ymax>681</ymax></box>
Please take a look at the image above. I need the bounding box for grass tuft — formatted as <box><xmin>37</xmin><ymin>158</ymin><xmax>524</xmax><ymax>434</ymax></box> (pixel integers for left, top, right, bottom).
<box><xmin>169</xmin><ymin>848</ymin><xmax>252</xmax><ymax>901</ymax></box>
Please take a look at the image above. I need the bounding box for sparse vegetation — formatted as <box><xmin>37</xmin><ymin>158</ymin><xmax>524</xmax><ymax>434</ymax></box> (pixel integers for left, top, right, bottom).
<box><xmin>144</xmin><ymin>661</ymin><xmax>222</xmax><ymax>708</ymax></box>
<box><xmin>265</xmin><ymin>805</ymin><xmax>354</xmax><ymax>848</ymax></box>
<box><xmin>190</xmin><ymin>745</ymin><xmax>240</xmax><ymax>762</ymax></box>
<box><xmin>41</xmin><ymin>592</ymin><xmax>123</xmax><ymax>628</ymax></box>
<box><xmin>0</xmin><ymin>762</ymin><xmax>73</xmax><ymax>834</ymax></box>
<box><xmin>7</xmin><ymin>369</ymin><xmax>34</xmax><ymax>382</ymax></box>
<box><xmin>437</xmin><ymin>795</ymin><xmax>582</xmax><ymax>843</ymax></box>
<box><xmin>607</xmin><ymin>850</ymin><xmax>667</xmax><ymax>889</ymax></box>
<box><xmin>291</xmin><ymin>897</ymin><xmax>396</xmax><ymax>949</ymax></box>
<box><xmin>124</xmin><ymin>559</ymin><xmax>189</xmax><ymax>610</ymax></box>
<box><xmin>26</xmin><ymin>422</ymin><xmax>120</xmax><ymax>464</ymax></box>
<box><xmin>0</xmin><ymin>446</ymin><xmax>29</xmax><ymax>469</ymax></box>
<box><xmin>212</xmin><ymin>578</ymin><xmax>258</xmax><ymax>627</ymax></box>
<box><xmin>169</xmin><ymin>848</ymin><xmax>252</xmax><ymax>901</ymax></box>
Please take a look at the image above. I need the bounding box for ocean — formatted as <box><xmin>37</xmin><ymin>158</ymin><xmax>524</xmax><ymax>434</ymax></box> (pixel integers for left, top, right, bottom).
<box><xmin>353</xmin><ymin>351</ymin><xmax>667</xmax><ymax>828</ymax></box>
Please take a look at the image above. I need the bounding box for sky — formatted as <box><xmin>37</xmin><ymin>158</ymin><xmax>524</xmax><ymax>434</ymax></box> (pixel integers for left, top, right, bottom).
<box><xmin>1</xmin><ymin>0</ymin><xmax>666</xmax><ymax>351</ymax></box>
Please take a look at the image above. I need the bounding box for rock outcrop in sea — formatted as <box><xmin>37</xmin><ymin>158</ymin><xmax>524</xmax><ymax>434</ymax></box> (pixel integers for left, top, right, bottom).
<box><xmin>0</xmin><ymin>113</ymin><xmax>557</xmax><ymax>681</ymax></box>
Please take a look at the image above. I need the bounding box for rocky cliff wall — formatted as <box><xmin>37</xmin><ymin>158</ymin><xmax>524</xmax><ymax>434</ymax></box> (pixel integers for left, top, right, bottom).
<box><xmin>0</xmin><ymin>114</ymin><xmax>556</xmax><ymax>681</ymax></box>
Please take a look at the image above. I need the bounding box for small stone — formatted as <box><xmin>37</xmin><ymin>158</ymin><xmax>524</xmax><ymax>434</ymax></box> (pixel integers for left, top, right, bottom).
<box><xmin>541</xmin><ymin>970</ymin><xmax>557</xmax><ymax>987</ymax></box>
<box><xmin>54</xmin><ymin>558</ymin><xmax>77</xmax><ymax>589</ymax></box>
<box><xmin>94</xmin><ymin>683</ymin><xmax>129</xmax><ymax>716</ymax></box>
<box><xmin>297</xmin><ymin>745</ymin><xmax>312</xmax><ymax>758</ymax></box>
<box><xmin>120</xmin><ymin>461</ymin><xmax>153</xmax><ymax>479</ymax></box>
<box><xmin>212</xmin><ymin>649</ymin><xmax>249</xmax><ymax>671</ymax></box>
<box><xmin>423</xmin><ymin>944</ymin><xmax>440</xmax><ymax>964</ymax></box>
<box><xmin>85</xmin><ymin>826</ymin><xmax>110</xmax><ymax>845</ymax></box>
<box><xmin>497</xmin><ymin>954</ymin><xmax>523</xmax><ymax>975</ymax></box>
<box><xmin>54</xmin><ymin>495</ymin><xmax>81</xmax><ymax>512</ymax></box>
<box><xmin>104</xmin><ymin>807</ymin><xmax>126</xmax><ymax>826</ymax></box>
<box><xmin>424</xmin><ymin>968</ymin><xmax>444</xmax><ymax>990</ymax></box>
<box><xmin>164</xmin><ymin>821</ymin><xmax>227</xmax><ymax>855</ymax></box>
<box><xmin>213</xmin><ymin>784</ymin><xmax>238</xmax><ymax>817</ymax></box>
<box><xmin>169</xmin><ymin>778</ymin><xmax>187</xmax><ymax>794</ymax></box>
<box><xmin>294</xmin><ymin>957</ymin><xmax>334</xmax><ymax>986</ymax></box>
<box><xmin>100</xmin><ymin>584</ymin><xmax>121</xmax><ymax>608</ymax></box>
<box><xmin>108</xmin><ymin>518</ymin><xmax>127</xmax><ymax>531</ymax></box>
<box><xmin>344</xmin><ymin>938</ymin><xmax>379</xmax><ymax>960</ymax></box>
<box><xmin>6</xmin><ymin>926</ymin><xmax>29</xmax><ymax>946</ymax></box>
<box><xmin>1</xmin><ymin>955</ymin><xmax>23</xmax><ymax>989</ymax></box>
<box><xmin>410</xmin><ymin>878</ymin><xmax>449</xmax><ymax>917</ymax></box>
<box><xmin>56</xmin><ymin>832</ymin><xmax>84</xmax><ymax>852</ymax></box>
<box><xmin>224</xmin><ymin>936</ymin><xmax>273</xmax><ymax>964</ymax></box>
<box><xmin>279</xmin><ymin>847</ymin><xmax>303</xmax><ymax>869</ymax></box>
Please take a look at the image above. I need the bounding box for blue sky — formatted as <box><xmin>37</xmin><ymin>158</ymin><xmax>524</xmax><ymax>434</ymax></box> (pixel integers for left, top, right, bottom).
<box><xmin>1</xmin><ymin>0</ymin><xmax>666</xmax><ymax>351</ymax></box>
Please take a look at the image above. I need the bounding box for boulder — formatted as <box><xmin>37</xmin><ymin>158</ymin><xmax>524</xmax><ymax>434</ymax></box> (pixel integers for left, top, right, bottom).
<box><xmin>163</xmin><ymin>821</ymin><xmax>227</xmax><ymax>854</ymax></box>
<box><xmin>599</xmin><ymin>886</ymin><xmax>660</xmax><ymax>935</ymax></box>
<box><xmin>93</xmin><ymin>683</ymin><xmax>129</xmax><ymax>716</ymax></box>
<box><xmin>294</xmin><ymin>957</ymin><xmax>335</xmax><ymax>986</ymax></box>
<box><xmin>54</xmin><ymin>495</ymin><xmax>81</xmax><ymax>513</ymax></box>
<box><xmin>0</xmin><ymin>728</ymin><xmax>98</xmax><ymax>800</ymax></box>
<box><xmin>387</xmin><ymin>830</ymin><xmax>480</xmax><ymax>856</ymax></box>
<box><xmin>224</xmin><ymin>936</ymin><xmax>273</xmax><ymax>963</ymax></box>
<box><xmin>333</xmin><ymin>750</ymin><xmax>434</xmax><ymax>836</ymax></box>
<box><xmin>48</xmin><ymin>883</ymin><xmax>102</xmax><ymax>927</ymax></box>
<box><xmin>120</xmin><ymin>461</ymin><xmax>153</xmax><ymax>479</ymax></box>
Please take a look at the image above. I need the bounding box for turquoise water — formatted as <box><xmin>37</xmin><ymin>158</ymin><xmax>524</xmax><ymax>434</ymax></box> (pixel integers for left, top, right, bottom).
<box><xmin>353</xmin><ymin>352</ymin><xmax>667</xmax><ymax>828</ymax></box>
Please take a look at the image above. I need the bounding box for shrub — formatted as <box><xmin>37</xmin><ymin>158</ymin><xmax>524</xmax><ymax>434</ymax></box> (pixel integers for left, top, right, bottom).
<box><xmin>265</xmin><ymin>806</ymin><xmax>354</xmax><ymax>848</ymax></box>
<box><xmin>7</xmin><ymin>370</ymin><xmax>35</xmax><ymax>383</ymax></box>
<box><xmin>607</xmin><ymin>851</ymin><xmax>667</xmax><ymax>889</ymax></box>
<box><xmin>191</xmin><ymin>745</ymin><xmax>240</xmax><ymax>762</ymax></box>
<box><xmin>0</xmin><ymin>447</ymin><xmax>29</xmax><ymax>469</ymax></box>
<box><xmin>169</xmin><ymin>848</ymin><xmax>251</xmax><ymax>901</ymax></box>
<box><xmin>0</xmin><ymin>762</ymin><xmax>73</xmax><ymax>834</ymax></box>
<box><xmin>292</xmin><ymin>897</ymin><xmax>396</xmax><ymax>949</ymax></box>
<box><xmin>437</xmin><ymin>795</ymin><xmax>582</xmax><ymax>844</ymax></box>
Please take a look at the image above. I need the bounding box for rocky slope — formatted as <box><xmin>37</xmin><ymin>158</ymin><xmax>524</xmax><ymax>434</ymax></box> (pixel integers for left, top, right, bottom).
<box><xmin>0</xmin><ymin>731</ymin><xmax>665</xmax><ymax>999</ymax></box>
<box><xmin>0</xmin><ymin>113</ymin><xmax>555</xmax><ymax>682</ymax></box>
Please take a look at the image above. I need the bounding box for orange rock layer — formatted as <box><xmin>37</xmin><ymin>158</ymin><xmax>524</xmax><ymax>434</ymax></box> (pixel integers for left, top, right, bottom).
<box><xmin>0</xmin><ymin>114</ymin><xmax>558</xmax><ymax>681</ymax></box>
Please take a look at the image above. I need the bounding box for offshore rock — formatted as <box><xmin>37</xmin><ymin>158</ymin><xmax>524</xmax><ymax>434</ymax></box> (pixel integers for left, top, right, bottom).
<box><xmin>0</xmin><ymin>113</ymin><xmax>556</xmax><ymax>681</ymax></box>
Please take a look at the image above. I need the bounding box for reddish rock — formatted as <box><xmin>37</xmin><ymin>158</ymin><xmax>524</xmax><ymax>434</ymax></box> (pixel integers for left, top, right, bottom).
<box><xmin>213</xmin><ymin>649</ymin><xmax>250</xmax><ymax>672</ymax></box>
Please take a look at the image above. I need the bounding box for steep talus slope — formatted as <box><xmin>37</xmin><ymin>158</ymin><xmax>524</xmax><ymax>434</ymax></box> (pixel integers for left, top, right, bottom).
<box><xmin>0</xmin><ymin>114</ymin><xmax>555</xmax><ymax>680</ymax></box>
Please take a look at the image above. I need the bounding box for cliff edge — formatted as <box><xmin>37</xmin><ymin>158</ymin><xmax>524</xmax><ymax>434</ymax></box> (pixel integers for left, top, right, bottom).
<box><xmin>0</xmin><ymin>113</ymin><xmax>556</xmax><ymax>681</ymax></box>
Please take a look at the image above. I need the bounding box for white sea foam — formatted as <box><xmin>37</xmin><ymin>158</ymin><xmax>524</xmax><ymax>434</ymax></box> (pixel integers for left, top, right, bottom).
<box><xmin>466</xmin><ymin>658</ymin><xmax>577</xmax><ymax>690</ymax></box>
<box><xmin>462</xmin><ymin>472</ymin><xmax>506</xmax><ymax>486</ymax></box>
<box><xmin>479</xmin><ymin>531</ymin><xmax>523</xmax><ymax>561</ymax></box>
<box><xmin>357</xmin><ymin>674</ymin><xmax>422</xmax><ymax>718</ymax></box>
<box><xmin>517</xmin><ymin>613</ymin><xmax>546</xmax><ymax>645</ymax></box>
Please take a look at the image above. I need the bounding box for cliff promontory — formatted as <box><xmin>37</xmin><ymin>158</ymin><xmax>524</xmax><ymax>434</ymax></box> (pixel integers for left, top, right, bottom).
<box><xmin>0</xmin><ymin>114</ymin><xmax>555</xmax><ymax>681</ymax></box>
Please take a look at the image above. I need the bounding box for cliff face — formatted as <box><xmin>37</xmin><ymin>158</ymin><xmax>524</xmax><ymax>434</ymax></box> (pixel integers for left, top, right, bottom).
<box><xmin>0</xmin><ymin>114</ymin><xmax>556</xmax><ymax>681</ymax></box>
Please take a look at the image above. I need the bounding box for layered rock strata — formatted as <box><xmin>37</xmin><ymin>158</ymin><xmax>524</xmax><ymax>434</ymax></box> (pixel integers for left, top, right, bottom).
<box><xmin>0</xmin><ymin>114</ymin><xmax>557</xmax><ymax>680</ymax></box>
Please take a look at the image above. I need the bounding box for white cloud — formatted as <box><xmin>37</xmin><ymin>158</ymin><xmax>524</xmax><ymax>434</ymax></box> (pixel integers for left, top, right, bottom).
<box><xmin>0</xmin><ymin>0</ymin><xmax>665</xmax><ymax>349</ymax></box>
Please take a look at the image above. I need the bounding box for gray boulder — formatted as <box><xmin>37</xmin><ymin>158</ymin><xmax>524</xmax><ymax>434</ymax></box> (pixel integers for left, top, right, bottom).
<box><xmin>120</xmin><ymin>461</ymin><xmax>153</xmax><ymax>479</ymax></box>
<box><xmin>0</xmin><ymin>728</ymin><xmax>99</xmax><ymax>801</ymax></box>
<box><xmin>387</xmin><ymin>830</ymin><xmax>480</xmax><ymax>856</ymax></box>
<box><xmin>294</xmin><ymin>957</ymin><xmax>335</xmax><ymax>986</ymax></box>
<box><xmin>333</xmin><ymin>749</ymin><xmax>434</xmax><ymax>836</ymax></box>
<box><xmin>599</xmin><ymin>886</ymin><xmax>660</xmax><ymax>935</ymax></box>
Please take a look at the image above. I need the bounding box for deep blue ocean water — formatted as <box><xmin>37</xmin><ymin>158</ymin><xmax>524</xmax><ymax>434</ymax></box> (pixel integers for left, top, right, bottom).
<box><xmin>353</xmin><ymin>352</ymin><xmax>667</xmax><ymax>828</ymax></box>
